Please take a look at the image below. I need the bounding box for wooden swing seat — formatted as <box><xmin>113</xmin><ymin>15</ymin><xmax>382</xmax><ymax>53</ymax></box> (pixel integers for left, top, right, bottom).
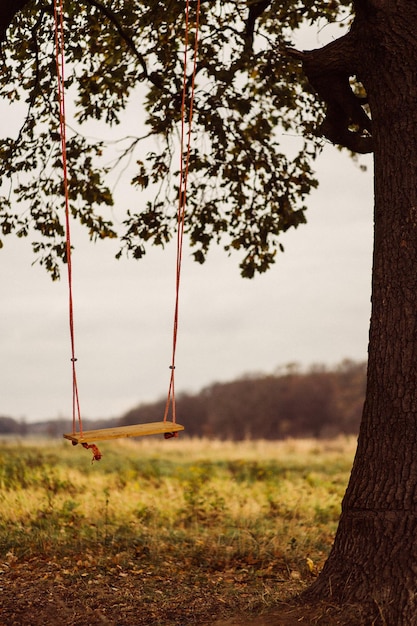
<box><xmin>63</xmin><ymin>421</ymin><xmax>184</xmax><ymax>444</ymax></box>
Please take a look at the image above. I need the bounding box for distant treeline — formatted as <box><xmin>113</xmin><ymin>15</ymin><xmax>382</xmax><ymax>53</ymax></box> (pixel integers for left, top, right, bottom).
<box><xmin>120</xmin><ymin>359</ymin><xmax>366</xmax><ymax>439</ymax></box>
<box><xmin>0</xmin><ymin>360</ymin><xmax>366</xmax><ymax>439</ymax></box>
<box><xmin>0</xmin><ymin>416</ymin><xmax>120</xmax><ymax>438</ymax></box>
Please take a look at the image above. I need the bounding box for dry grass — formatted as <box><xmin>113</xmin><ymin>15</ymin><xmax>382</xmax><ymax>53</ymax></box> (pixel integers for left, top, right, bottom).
<box><xmin>0</xmin><ymin>436</ymin><xmax>356</xmax><ymax>625</ymax></box>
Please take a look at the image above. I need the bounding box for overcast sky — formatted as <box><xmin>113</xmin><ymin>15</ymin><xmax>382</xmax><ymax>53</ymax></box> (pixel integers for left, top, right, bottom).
<box><xmin>0</xmin><ymin>14</ymin><xmax>374</xmax><ymax>424</ymax></box>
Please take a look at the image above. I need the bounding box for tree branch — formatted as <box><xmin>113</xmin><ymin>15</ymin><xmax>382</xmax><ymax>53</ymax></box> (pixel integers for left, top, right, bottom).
<box><xmin>287</xmin><ymin>33</ymin><xmax>373</xmax><ymax>154</ymax></box>
<box><xmin>84</xmin><ymin>0</ymin><xmax>164</xmax><ymax>89</ymax></box>
<box><xmin>244</xmin><ymin>0</ymin><xmax>272</xmax><ymax>53</ymax></box>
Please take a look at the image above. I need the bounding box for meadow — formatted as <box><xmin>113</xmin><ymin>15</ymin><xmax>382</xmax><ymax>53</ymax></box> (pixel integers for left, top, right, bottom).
<box><xmin>0</xmin><ymin>436</ymin><xmax>357</xmax><ymax>625</ymax></box>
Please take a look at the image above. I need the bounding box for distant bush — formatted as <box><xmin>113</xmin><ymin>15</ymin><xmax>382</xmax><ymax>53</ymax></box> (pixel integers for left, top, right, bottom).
<box><xmin>0</xmin><ymin>416</ymin><xmax>27</xmax><ymax>435</ymax></box>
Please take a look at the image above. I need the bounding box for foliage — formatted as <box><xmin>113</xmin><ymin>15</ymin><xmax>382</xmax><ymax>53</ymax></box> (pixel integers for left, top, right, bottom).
<box><xmin>0</xmin><ymin>437</ymin><xmax>355</xmax><ymax>625</ymax></box>
<box><xmin>1</xmin><ymin>0</ymin><xmax>352</xmax><ymax>279</ymax></box>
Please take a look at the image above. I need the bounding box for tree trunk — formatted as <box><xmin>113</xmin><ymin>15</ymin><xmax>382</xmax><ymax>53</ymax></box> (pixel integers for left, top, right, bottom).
<box><xmin>307</xmin><ymin>2</ymin><xmax>417</xmax><ymax>623</ymax></box>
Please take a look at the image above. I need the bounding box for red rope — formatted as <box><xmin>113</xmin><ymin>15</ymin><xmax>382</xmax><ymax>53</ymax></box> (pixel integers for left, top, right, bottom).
<box><xmin>163</xmin><ymin>0</ymin><xmax>201</xmax><ymax>428</ymax></box>
<box><xmin>53</xmin><ymin>0</ymin><xmax>83</xmax><ymax>437</ymax></box>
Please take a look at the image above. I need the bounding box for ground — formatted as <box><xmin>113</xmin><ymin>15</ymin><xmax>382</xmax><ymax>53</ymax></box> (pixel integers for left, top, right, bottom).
<box><xmin>0</xmin><ymin>555</ymin><xmax>367</xmax><ymax>626</ymax></box>
<box><xmin>0</xmin><ymin>438</ymin><xmax>364</xmax><ymax>625</ymax></box>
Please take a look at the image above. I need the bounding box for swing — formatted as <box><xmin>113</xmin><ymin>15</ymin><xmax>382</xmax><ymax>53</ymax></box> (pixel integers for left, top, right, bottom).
<box><xmin>63</xmin><ymin>421</ymin><xmax>184</xmax><ymax>444</ymax></box>
<box><xmin>53</xmin><ymin>0</ymin><xmax>200</xmax><ymax>457</ymax></box>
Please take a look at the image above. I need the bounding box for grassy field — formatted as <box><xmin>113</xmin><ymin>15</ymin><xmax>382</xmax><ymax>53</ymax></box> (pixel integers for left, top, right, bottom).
<box><xmin>0</xmin><ymin>436</ymin><xmax>356</xmax><ymax>625</ymax></box>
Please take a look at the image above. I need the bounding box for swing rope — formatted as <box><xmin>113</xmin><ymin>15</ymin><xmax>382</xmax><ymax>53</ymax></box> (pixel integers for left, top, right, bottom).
<box><xmin>53</xmin><ymin>0</ymin><xmax>84</xmax><ymax>441</ymax></box>
<box><xmin>163</xmin><ymin>0</ymin><xmax>201</xmax><ymax>433</ymax></box>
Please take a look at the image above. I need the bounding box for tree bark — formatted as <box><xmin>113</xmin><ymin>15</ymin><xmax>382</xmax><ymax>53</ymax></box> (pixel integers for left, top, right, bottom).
<box><xmin>306</xmin><ymin>2</ymin><xmax>417</xmax><ymax>623</ymax></box>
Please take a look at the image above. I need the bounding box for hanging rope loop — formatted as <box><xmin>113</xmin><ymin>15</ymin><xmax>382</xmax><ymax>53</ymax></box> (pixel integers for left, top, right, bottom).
<box><xmin>53</xmin><ymin>0</ymin><xmax>83</xmax><ymax>439</ymax></box>
<box><xmin>163</xmin><ymin>0</ymin><xmax>201</xmax><ymax>428</ymax></box>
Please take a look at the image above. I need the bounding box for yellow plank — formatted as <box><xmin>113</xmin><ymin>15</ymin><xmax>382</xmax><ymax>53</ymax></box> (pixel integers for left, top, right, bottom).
<box><xmin>63</xmin><ymin>421</ymin><xmax>184</xmax><ymax>444</ymax></box>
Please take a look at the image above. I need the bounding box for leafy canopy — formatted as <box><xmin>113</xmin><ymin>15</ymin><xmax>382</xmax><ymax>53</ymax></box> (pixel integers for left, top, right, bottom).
<box><xmin>0</xmin><ymin>0</ymin><xmax>351</xmax><ymax>279</ymax></box>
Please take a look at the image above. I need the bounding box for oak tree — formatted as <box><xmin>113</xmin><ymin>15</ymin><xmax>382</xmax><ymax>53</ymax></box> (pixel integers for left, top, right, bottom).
<box><xmin>1</xmin><ymin>0</ymin><xmax>417</xmax><ymax>623</ymax></box>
